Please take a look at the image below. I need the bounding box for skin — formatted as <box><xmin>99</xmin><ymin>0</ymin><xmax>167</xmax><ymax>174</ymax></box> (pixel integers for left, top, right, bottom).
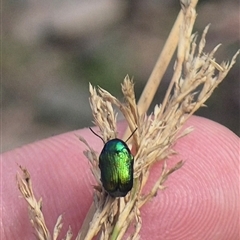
<box><xmin>1</xmin><ymin>116</ymin><xmax>239</xmax><ymax>240</ymax></box>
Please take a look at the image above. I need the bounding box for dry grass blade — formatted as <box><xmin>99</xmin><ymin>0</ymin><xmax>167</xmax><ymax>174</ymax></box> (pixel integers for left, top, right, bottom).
<box><xmin>17</xmin><ymin>166</ymin><xmax>75</xmax><ymax>240</ymax></box>
<box><xmin>89</xmin><ymin>83</ymin><xmax>117</xmax><ymax>142</ymax></box>
<box><xmin>16</xmin><ymin>166</ymin><xmax>51</xmax><ymax>240</ymax></box>
<box><xmin>53</xmin><ymin>216</ymin><xmax>63</xmax><ymax>240</ymax></box>
<box><xmin>123</xmin><ymin>0</ymin><xmax>199</xmax><ymax>140</ymax></box>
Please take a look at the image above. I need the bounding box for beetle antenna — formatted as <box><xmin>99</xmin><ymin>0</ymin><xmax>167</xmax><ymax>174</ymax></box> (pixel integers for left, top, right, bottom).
<box><xmin>125</xmin><ymin>128</ymin><xmax>138</xmax><ymax>143</ymax></box>
<box><xmin>89</xmin><ymin>127</ymin><xmax>105</xmax><ymax>144</ymax></box>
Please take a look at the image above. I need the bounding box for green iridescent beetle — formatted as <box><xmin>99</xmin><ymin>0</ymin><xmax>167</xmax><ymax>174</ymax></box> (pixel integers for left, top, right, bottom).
<box><xmin>90</xmin><ymin>128</ymin><xmax>135</xmax><ymax>197</ymax></box>
<box><xmin>99</xmin><ymin>138</ymin><xmax>134</xmax><ymax>197</ymax></box>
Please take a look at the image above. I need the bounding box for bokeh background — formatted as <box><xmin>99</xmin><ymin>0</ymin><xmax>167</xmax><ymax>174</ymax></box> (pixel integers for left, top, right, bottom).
<box><xmin>2</xmin><ymin>0</ymin><xmax>239</xmax><ymax>153</ymax></box>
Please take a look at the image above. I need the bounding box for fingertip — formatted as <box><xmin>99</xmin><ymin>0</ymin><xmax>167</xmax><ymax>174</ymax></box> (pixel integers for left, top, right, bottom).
<box><xmin>140</xmin><ymin>116</ymin><xmax>239</xmax><ymax>239</ymax></box>
<box><xmin>3</xmin><ymin>116</ymin><xmax>238</xmax><ymax>239</ymax></box>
